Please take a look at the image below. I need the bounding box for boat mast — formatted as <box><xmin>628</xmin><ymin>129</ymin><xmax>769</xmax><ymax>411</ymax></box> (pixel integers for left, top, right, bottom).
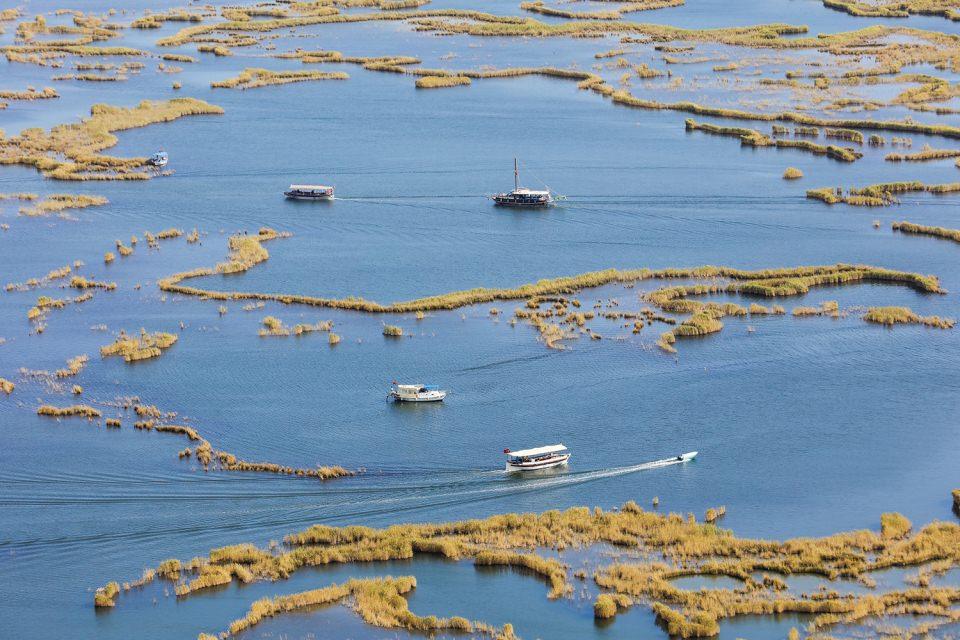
<box><xmin>514</xmin><ymin>157</ymin><xmax>519</xmax><ymax>191</ymax></box>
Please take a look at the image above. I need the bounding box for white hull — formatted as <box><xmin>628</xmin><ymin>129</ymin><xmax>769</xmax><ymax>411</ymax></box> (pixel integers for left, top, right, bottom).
<box><xmin>390</xmin><ymin>390</ymin><xmax>446</xmax><ymax>402</ymax></box>
<box><xmin>505</xmin><ymin>453</ymin><xmax>570</xmax><ymax>472</ymax></box>
<box><xmin>646</xmin><ymin>451</ymin><xmax>698</xmax><ymax>468</ymax></box>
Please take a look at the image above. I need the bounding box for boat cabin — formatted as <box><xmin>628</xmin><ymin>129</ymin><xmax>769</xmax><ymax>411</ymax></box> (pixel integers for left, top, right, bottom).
<box><xmin>493</xmin><ymin>188</ymin><xmax>552</xmax><ymax>207</ymax></box>
<box><xmin>388</xmin><ymin>383</ymin><xmax>447</xmax><ymax>402</ymax></box>
<box><xmin>285</xmin><ymin>184</ymin><xmax>334</xmax><ymax>200</ymax></box>
<box><xmin>504</xmin><ymin>444</ymin><xmax>570</xmax><ymax>471</ymax></box>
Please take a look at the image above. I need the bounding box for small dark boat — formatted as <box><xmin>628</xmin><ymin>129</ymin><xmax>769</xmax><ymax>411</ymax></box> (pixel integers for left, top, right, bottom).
<box><xmin>492</xmin><ymin>158</ymin><xmax>552</xmax><ymax>207</ymax></box>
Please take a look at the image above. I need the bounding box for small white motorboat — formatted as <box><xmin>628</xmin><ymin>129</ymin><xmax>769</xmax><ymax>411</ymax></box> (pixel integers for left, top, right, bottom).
<box><xmin>148</xmin><ymin>151</ymin><xmax>168</xmax><ymax>167</ymax></box>
<box><xmin>504</xmin><ymin>444</ymin><xmax>570</xmax><ymax>472</ymax></box>
<box><xmin>388</xmin><ymin>383</ymin><xmax>446</xmax><ymax>403</ymax></box>
<box><xmin>285</xmin><ymin>184</ymin><xmax>334</xmax><ymax>200</ymax></box>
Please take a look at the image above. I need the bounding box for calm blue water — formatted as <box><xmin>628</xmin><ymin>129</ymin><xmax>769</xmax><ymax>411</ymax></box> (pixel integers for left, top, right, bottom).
<box><xmin>1</xmin><ymin>2</ymin><xmax>960</xmax><ymax>639</ymax></box>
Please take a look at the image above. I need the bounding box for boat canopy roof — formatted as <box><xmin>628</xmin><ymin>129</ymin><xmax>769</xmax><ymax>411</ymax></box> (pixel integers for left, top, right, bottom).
<box><xmin>506</xmin><ymin>444</ymin><xmax>567</xmax><ymax>458</ymax></box>
<box><xmin>513</xmin><ymin>188</ymin><xmax>549</xmax><ymax>195</ymax></box>
<box><xmin>289</xmin><ymin>184</ymin><xmax>332</xmax><ymax>190</ymax></box>
<box><xmin>395</xmin><ymin>383</ymin><xmax>437</xmax><ymax>391</ymax></box>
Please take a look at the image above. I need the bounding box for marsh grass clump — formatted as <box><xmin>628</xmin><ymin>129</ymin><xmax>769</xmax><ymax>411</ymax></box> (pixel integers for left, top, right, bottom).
<box><xmin>823</xmin><ymin>0</ymin><xmax>960</xmax><ymax>21</ymax></box>
<box><xmin>0</xmin><ymin>86</ymin><xmax>58</xmax><ymax>101</ymax></box>
<box><xmin>56</xmin><ymin>355</ymin><xmax>89</xmax><ymax>378</ymax></box>
<box><xmin>704</xmin><ymin>505</ymin><xmax>726</xmax><ymax>522</ymax></box>
<box><xmin>94</xmin><ymin>581</ymin><xmax>119</xmax><ymax>607</ymax></box>
<box><xmin>824</xmin><ymin>128</ymin><xmax>864</xmax><ymax>144</ymax></box>
<box><xmin>415</xmin><ymin>75</ymin><xmax>471</xmax><ymax>88</ymax></box>
<box><xmin>70</xmin><ymin>275</ymin><xmax>116</xmax><ymax>291</ymax></box>
<box><xmin>594</xmin><ymin>593</ymin><xmax>632</xmax><ymax>618</ymax></box>
<box><xmin>383</xmin><ymin>324</ymin><xmax>403</xmax><ymax>337</ymax></box>
<box><xmin>880</xmin><ymin>512</ymin><xmax>912</xmax><ymax>539</ymax></box>
<box><xmin>328</xmin><ymin>332</ymin><xmax>341</xmax><ymax>345</ymax></box>
<box><xmin>37</xmin><ymin>404</ymin><xmax>101</xmax><ymax>418</ymax></box>
<box><xmin>886</xmin><ymin>145</ymin><xmax>960</xmax><ymax>163</ymax></box>
<box><xmin>808</xmin><ymin>181</ymin><xmax>960</xmax><ymax>206</ymax></box>
<box><xmin>685</xmin><ymin>119</ymin><xmax>860</xmax><ymax>162</ymax></box>
<box><xmin>211</xmin><ymin>68</ymin><xmax>349</xmax><ymax>89</ymax></box>
<box><xmin>258</xmin><ymin>316</ymin><xmax>333</xmax><ymax>337</ymax></box>
<box><xmin>657</xmin><ymin>331</ymin><xmax>677</xmax><ymax>353</ymax></box>
<box><xmin>783</xmin><ymin>167</ymin><xmax>803</xmax><ymax>179</ymax></box>
<box><xmin>100</xmin><ymin>329</ymin><xmax>178</xmax><ymax>362</ymax></box>
<box><xmin>892</xmin><ymin>220</ymin><xmax>960</xmax><ymax>245</ymax></box>
<box><xmin>197</xmin><ymin>44</ymin><xmax>232</xmax><ymax>57</ymax></box>
<box><xmin>863</xmin><ymin>306</ymin><xmax>954</xmax><ymax>329</ymax></box>
<box><xmin>18</xmin><ymin>194</ymin><xmax>108</xmax><ymax>217</ymax></box>
<box><xmin>0</xmin><ymin>378</ymin><xmax>14</xmax><ymax>394</ymax></box>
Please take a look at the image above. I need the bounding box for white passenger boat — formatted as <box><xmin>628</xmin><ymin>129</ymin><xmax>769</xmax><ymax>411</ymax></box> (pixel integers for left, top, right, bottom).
<box><xmin>504</xmin><ymin>444</ymin><xmax>570</xmax><ymax>472</ymax></box>
<box><xmin>388</xmin><ymin>383</ymin><xmax>447</xmax><ymax>402</ymax></box>
<box><xmin>492</xmin><ymin>158</ymin><xmax>552</xmax><ymax>207</ymax></box>
<box><xmin>284</xmin><ymin>184</ymin><xmax>334</xmax><ymax>200</ymax></box>
<box><xmin>147</xmin><ymin>151</ymin><xmax>168</xmax><ymax>167</ymax></box>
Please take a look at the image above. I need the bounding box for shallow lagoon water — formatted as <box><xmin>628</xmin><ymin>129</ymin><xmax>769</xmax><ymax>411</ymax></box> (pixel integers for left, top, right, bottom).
<box><xmin>1</xmin><ymin>1</ymin><xmax>960</xmax><ymax>638</ymax></box>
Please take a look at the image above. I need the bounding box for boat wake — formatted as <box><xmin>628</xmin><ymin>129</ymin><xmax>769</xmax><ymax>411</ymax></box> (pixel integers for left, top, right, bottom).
<box><xmin>0</xmin><ymin>454</ymin><xmax>698</xmax><ymax>557</ymax></box>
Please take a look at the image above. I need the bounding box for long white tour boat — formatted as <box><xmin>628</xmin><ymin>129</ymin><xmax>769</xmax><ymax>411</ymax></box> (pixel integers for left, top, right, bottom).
<box><xmin>504</xmin><ymin>444</ymin><xmax>570</xmax><ymax>472</ymax></box>
<box><xmin>284</xmin><ymin>184</ymin><xmax>334</xmax><ymax>200</ymax></box>
<box><xmin>388</xmin><ymin>383</ymin><xmax>447</xmax><ymax>402</ymax></box>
